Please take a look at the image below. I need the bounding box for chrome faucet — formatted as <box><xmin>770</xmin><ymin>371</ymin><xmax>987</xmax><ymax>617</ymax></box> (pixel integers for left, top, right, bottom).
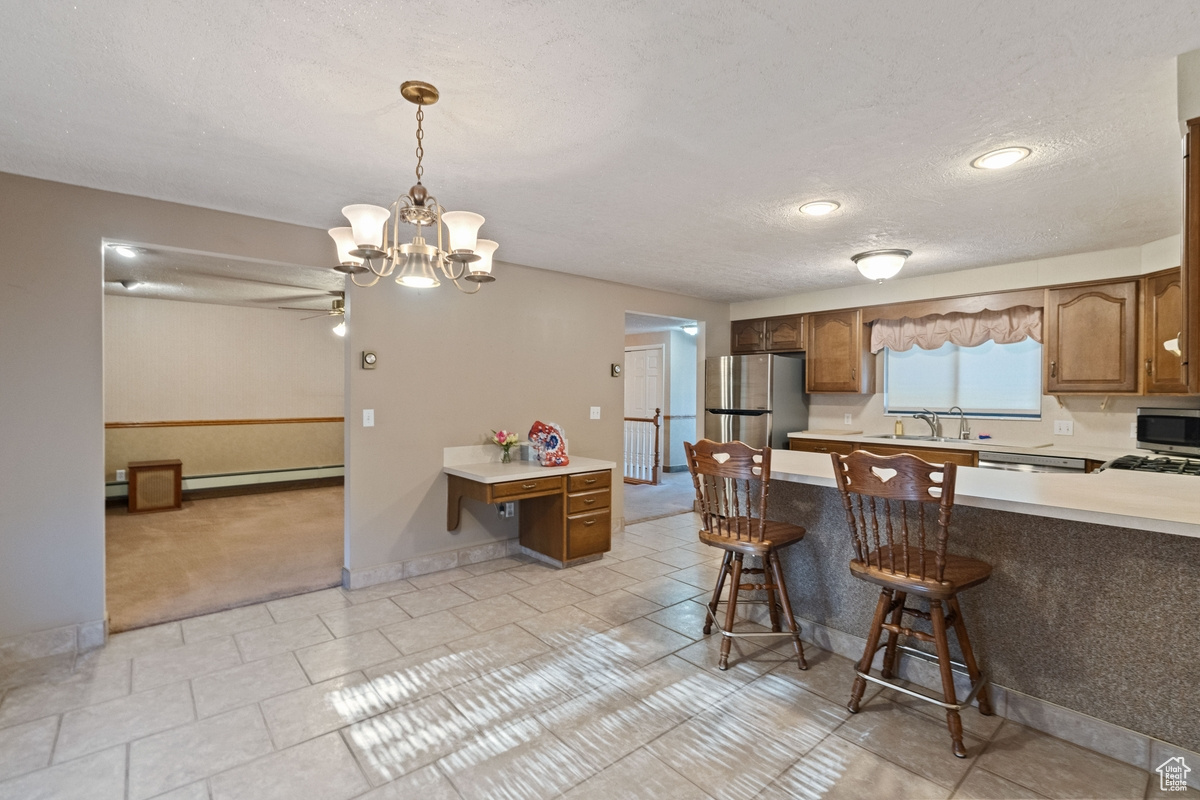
<box><xmin>947</xmin><ymin>406</ymin><xmax>971</xmax><ymax>440</ymax></box>
<box><xmin>913</xmin><ymin>409</ymin><xmax>940</xmax><ymax>437</ymax></box>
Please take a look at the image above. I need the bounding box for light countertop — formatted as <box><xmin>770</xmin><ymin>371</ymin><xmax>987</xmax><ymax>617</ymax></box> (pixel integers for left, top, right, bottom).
<box><xmin>443</xmin><ymin>456</ymin><xmax>616</xmax><ymax>484</ymax></box>
<box><xmin>771</xmin><ymin>449</ymin><xmax>1200</xmax><ymax>539</ymax></box>
<box><xmin>786</xmin><ymin>430</ymin><xmax>1137</xmax><ymax>463</ymax></box>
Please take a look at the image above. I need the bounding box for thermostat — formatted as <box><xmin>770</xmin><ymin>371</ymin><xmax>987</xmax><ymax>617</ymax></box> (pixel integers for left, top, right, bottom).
<box><xmin>361</xmin><ymin>351</ymin><xmax>377</xmax><ymax>370</ymax></box>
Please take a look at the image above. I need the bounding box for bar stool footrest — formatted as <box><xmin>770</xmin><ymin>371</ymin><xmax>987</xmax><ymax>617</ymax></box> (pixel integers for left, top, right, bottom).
<box><xmin>857</xmin><ymin>643</ymin><xmax>989</xmax><ymax>712</ymax></box>
<box><xmin>705</xmin><ymin>603</ymin><xmax>803</xmax><ymax>640</ymax></box>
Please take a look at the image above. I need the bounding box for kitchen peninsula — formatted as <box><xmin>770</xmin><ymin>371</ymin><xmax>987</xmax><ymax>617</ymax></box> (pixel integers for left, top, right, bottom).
<box><xmin>767</xmin><ymin>448</ymin><xmax>1200</xmax><ymax>761</ymax></box>
<box><xmin>444</xmin><ymin>448</ymin><xmax>617</xmax><ymax>567</ymax></box>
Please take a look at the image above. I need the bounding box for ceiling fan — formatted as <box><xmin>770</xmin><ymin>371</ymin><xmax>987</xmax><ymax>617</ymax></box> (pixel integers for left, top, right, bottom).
<box><xmin>279</xmin><ymin>292</ymin><xmax>346</xmax><ymax>336</ymax></box>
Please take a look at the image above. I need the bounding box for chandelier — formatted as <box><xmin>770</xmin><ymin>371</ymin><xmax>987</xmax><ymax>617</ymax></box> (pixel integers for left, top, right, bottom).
<box><xmin>328</xmin><ymin>81</ymin><xmax>497</xmax><ymax>293</ymax></box>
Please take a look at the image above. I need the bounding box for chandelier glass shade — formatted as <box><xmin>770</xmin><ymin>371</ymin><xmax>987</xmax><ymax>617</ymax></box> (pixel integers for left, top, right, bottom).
<box><xmin>330</xmin><ymin>81</ymin><xmax>496</xmax><ymax>293</ymax></box>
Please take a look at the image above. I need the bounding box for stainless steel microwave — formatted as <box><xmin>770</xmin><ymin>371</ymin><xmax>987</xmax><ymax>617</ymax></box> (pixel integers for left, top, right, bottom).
<box><xmin>1136</xmin><ymin>407</ymin><xmax>1200</xmax><ymax>457</ymax></box>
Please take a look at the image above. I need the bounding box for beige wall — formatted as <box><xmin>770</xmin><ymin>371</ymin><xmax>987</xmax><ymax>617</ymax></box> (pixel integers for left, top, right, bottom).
<box><xmin>0</xmin><ymin>172</ymin><xmax>335</xmax><ymax>641</ymax></box>
<box><xmin>104</xmin><ymin>295</ymin><xmax>343</xmax><ymax>422</ymax></box>
<box><xmin>733</xmin><ymin>237</ymin><xmax>1191</xmax><ymax>449</ymax></box>
<box><xmin>345</xmin><ymin>271</ymin><xmax>727</xmax><ymax>574</ymax></box>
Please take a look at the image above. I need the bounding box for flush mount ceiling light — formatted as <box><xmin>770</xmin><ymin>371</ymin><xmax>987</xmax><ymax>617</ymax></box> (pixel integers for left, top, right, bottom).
<box><xmin>328</xmin><ymin>81</ymin><xmax>496</xmax><ymax>294</ymax></box>
<box><xmin>109</xmin><ymin>244</ymin><xmax>139</xmax><ymax>258</ymax></box>
<box><xmin>852</xmin><ymin>249</ymin><xmax>912</xmax><ymax>282</ymax></box>
<box><xmin>799</xmin><ymin>201</ymin><xmax>840</xmax><ymax>216</ymax></box>
<box><xmin>681</xmin><ymin>324</ymin><xmax>698</xmax><ymax>335</ymax></box>
<box><xmin>971</xmin><ymin>146</ymin><xmax>1031</xmax><ymax>170</ymax></box>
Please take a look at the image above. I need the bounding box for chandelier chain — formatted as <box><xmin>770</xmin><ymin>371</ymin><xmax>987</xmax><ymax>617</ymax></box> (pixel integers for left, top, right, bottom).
<box><xmin>414</xmin><ymin>106</ymin><xmax>425</xmax><ymax>184</ymax></box>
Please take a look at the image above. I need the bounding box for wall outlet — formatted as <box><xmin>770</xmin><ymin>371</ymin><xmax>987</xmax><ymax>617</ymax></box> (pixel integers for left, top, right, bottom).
<box><xmin>590</xmin><ymin>407</ymin><xmax>601</xmax><ymax>420</ymax></box>
<box><xmin>498</xmin><ymin>501</ymin><xmax>516</xmax><ymax>518</ymax></box>
<box><xmin>1130</xmin><ymin>422</ymin><xmax>1138</xmax><ymax>439</ymax></box>
<box><xmin>115</xmin><ymin>469</ymin><xmax>126</xmax><ymax>482</ymax></box>
<box><xmin>1053</xmin><ymin>420</ymin><xmax>1073</xmax><ymax>436</ymax></box>
<box><xmin>844</xmin><ymin>413</ymin><xmax>853</xmax><ymax>425</ymax></box>
<box><xmin>363</xmin><ymin>409</ymin><xmax>374</xmax><ymax>427</ymax></box>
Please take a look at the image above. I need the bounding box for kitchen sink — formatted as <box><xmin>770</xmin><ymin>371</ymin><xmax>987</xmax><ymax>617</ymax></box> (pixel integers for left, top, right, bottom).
<box><xmin>868</xmin><ymin>434</ymin><xmax>969</xmax><ymax>443</ymax></box>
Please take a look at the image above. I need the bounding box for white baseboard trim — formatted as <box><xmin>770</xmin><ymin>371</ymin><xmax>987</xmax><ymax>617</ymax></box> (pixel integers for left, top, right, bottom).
<box><xmin>789</xmin><ymin>612</ymin><xmax>1198</xmax><ymax>785</ymax></box>
<box><xmin>105</xmin><ymin>465</ymin><xmax>345</xmax><ymax>498</ymax></box>
<box><xmin>342</xmin><ymin>538</ymin><xmax>519</xmax><ymax>590</ymax></box>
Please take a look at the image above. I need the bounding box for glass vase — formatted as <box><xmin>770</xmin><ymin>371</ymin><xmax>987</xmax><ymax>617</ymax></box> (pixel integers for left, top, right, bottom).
<box><xmin>501</xmin><ymin>448</ymin><xmax>512</xmax><ymax>464</ymax></box>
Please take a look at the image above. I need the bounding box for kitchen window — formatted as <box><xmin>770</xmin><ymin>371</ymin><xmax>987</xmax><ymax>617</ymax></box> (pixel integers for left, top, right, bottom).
<box><xmin>884</xmin><ymin>338</ymin><xmax>1043</xmax><ymax>418</ymax></box>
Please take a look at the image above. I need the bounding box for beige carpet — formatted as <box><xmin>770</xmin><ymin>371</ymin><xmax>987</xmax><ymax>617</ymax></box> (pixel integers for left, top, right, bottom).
<box><xmin>623</xmin><ymin>470</ymin><xmax>698</xmax><ymax>523</ymax></box>
<box><xmin>105</xmin><ymin>486</ymin><xmax>343</xmax><ymax>632</ymax></box>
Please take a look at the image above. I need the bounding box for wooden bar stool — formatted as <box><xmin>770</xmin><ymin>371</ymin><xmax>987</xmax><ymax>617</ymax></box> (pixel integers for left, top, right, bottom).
<box><xmin>684</xmin><ymin>439</ymin><xmax>807</xmax><ymax>671</ymax></box>
<box><xmin>831</xmin><ymin>450</ymin><xmax>994</xmax><ymax>758</ymax></box>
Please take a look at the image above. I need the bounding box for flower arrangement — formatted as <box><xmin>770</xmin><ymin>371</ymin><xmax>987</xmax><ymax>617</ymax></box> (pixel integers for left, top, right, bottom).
<box><xmin>490</xmin><ymin>429</ymin><xmax>520</xmax><ymax>463</ymax></box>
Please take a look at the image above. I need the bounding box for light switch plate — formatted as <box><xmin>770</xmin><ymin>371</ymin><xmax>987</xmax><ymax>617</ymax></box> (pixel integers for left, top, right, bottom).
<box><xmin>363</xmin><ymin>409</ymin><xmax>375</xmax><ymax>427</ymax></box>
<box><xmin>1053</xmin><ymin>420</ymin><xmax>1073</xmax><ymax>436</ymax></box>
<box><xmin>1130</xmin><ymin>422</ymin><xmax>1137</xmax><ymax>439</ymax></box>
<box><xmin>590</xmin><ymin>407</ymin><xmax>601</xmax><ymax>420</ymax></box>
<box><xmin>115</xmin><ymin>469</ymin><xmax>126</xmax><ymax>481</ymax></box>
<box><xmin>844</xmin><ymin>414</ymin><xmax>853</xmax><ymax>425</ymax></box>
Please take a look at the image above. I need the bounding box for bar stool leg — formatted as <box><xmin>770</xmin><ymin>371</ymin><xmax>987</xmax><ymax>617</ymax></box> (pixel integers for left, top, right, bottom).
<box><xmin>718</xmin><ymin>553</ymin><xmax>744</xmax><ymax>670</ymax></box>
<box><xmin>768</xmin><ymin>549</ymin><xmax>807</xmax><ymax>670</ymax></box>
<box><xmin>880</xmin><ymin>591</ymin><xmax>907</xmax><ymax>679</ymax></box>
<box><xmin>948</xmin><ymin>596</ymin><xmax>993</xmax><ymax>716</ymax></box>
<box><xmin>849</xmin><ymin>588</ymin><xmax>892</xmax><ymax>713</ymax></box>
<box><xmin>930</xmin><ymin>598</ymin><xmax>967</xmax><ymax>758</ymax></box>
<box><xmin>705</xmin><ymin>551</ymin><xmax>733</xmax><ymax>635</ymax></box>
<box><xmin>763</xmin><ymin>553</ymin><xmax>782</xmax><ymax>633</ymax></box>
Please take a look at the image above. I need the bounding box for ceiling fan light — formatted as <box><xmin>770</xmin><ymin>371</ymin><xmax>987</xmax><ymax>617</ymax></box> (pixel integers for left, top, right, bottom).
<box><xmin>342</xmin><ymin>204</ymin><xmax>391</xmax><ymax>251</ymax></box>
<box><xmin>799</xmin><ymin>201</ymin><xmax>840</xmax><ymax>216</ymax></box>
<box><xmin>441</xmin><ymin>211</ymin><xmax>485</xmax><ymax>257</ymax></box>
<box><xmin>971</xmin><ymin>147</ymin><xmax>1031</xmax><ymax>170</ymax></box>
<box><xmin>332</xmin><ymin>320</ymin><xmax>346</xmax><ymax>337</ymax></box>
<box><xmin>327</xmin><ymin>227</ymin><xmax>364</xmax><ymax>266</ymax></box>
<box><xmin>852</xmin><ymin>249</ymin><xmax>911</xmax><ymax>281</ymax></box>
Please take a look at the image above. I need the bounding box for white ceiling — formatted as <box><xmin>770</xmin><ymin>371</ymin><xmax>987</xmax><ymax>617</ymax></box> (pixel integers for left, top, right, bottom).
<box><xmin>102</xmin><ymin>243</ymin><xmax>344</xmax><ymax>312</ymax></box>
<box><xmin>5</xmin><ymin>2</ymin><xmax>1200</xmax><ymax>302</ymax></box>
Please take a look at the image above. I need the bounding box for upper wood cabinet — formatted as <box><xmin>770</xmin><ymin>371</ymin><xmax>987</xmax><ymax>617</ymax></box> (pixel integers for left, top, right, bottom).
<box><xmin>1044</xmin><ymin>280</ymin><xmax>1139</xmax><ymax>394</ymax></box>
<box><xmin>765</xmin><ymin>314</ymin><xmax>804</xmax><ymax>351</ymax></box>
<box><xmin>731</xmin><ymin>319</ymin><xmax>766</xmax><ymax>354</ymax></box>
<box><xmin>1184</xmin><ymin>116</ymin><xmax>1200</xmax><ymax>393</ymax></box>
<box><xmin>806</xmin><ymin>309</ymin><xmax>874</xmax><ymax>393</ymax></box>
<box><xmin>1143</xmin><ymin>268</ymin><xmax>1188</xmax><ymax>395</ymax></box>
<box><xmin>730</xmin><ymin>315</ymin><xmax>804</xmax><ymax>354</ymax></box>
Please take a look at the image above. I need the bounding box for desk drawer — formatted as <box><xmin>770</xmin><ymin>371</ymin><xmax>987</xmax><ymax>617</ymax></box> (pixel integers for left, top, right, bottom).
<box><xmin>568</xmin><ymin>470</ymin><xmax>611</xmax><ymax>493</ymax></box>
<box><xmin>491</xmin><ymin>476</ymin><xmax>563</xmax><ymax>501</ymax></box>
<box><xmin>567</xmin><ymin>510</ymin><xmax>611</xmax><ymax>559</ymax></box>
<box><xmin>567</xmin><ymin>489</ymin><xmax>610</xmax><ymax>515</ymax></box>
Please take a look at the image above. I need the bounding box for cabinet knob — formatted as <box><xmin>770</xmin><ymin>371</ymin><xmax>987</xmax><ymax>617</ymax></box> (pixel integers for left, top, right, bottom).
<box><xmin>1049</xmin><ymin>361</ymin><xmax>1057</xmax><ymax>378</ymax></box>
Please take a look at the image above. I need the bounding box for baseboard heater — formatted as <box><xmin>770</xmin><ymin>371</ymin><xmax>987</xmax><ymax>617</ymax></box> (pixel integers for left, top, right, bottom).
<box><xmin>105</xmin><ymin>465</ymin><xmax>344</xmax><ymax>499</ymax></box>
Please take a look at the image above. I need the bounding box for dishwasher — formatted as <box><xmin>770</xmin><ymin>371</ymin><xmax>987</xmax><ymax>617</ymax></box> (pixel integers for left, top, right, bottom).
<box><xmin>975</xmin><ymin>451</ymin><xmax>1088</xmax><ymax>473</ymax></box>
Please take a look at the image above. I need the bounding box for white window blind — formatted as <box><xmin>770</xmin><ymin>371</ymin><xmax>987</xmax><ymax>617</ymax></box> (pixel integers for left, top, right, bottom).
<box><xmin>884</xmin><ymin>339</ymin><xmax>1042</xmax><ymax>418</ymax></box>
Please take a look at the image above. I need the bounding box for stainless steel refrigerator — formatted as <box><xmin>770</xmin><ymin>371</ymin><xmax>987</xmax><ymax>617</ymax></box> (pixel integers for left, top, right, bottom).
<box><xmin>704</xmin><ymin>354</ymin><xmax>808</xmax><ymax>450</ymax></box>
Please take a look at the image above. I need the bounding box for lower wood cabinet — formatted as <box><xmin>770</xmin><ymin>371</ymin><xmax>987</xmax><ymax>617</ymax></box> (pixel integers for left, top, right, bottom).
<box><xmin>789</xmin><ymin>438</ymin><xmax>855</xmax><ymax>455</ymax></box>
<box><xmin>788</xmin><ymin>438</ymin><xmax>977</xmax><ymax>467</ymax></box>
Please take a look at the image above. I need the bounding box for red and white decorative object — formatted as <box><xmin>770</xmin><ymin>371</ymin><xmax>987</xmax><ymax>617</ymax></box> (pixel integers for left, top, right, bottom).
<box><xmin>528</xmin><ymin>421</ymin><xmax>569</xmax><ymax>467</ymax></box>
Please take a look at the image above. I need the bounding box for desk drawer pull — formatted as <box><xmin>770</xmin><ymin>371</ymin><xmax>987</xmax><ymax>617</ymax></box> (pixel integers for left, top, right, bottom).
<box><xmin>583</xmin><ymin>498</ymin><xmax>596</xmax><ymax>505</ymax></box>
<box><xmin>584</xmin><ymin>519</ymin><xmax>596</xmax><ymax>527</ymax></box>
<box><xmin>521</xmin><ymin>483</ymin><xmax>537</xmax><ymax>489</ymax></box>
<box><xmin>584</xmin><ymin>478</ymin><xmax>597</xmax><ymax>484</ymax></box>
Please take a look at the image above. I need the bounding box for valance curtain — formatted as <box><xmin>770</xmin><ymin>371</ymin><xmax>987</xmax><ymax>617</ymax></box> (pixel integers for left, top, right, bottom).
<box><xmin>870</xmin><ymin>306</ymin><xmax>1043</xmax><ymax>354</ymax></box>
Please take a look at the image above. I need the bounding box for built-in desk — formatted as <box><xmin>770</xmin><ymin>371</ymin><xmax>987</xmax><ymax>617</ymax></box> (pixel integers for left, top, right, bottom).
<box><xmin>444</xmin><ymin>456</ymin><xmax>617</xmax><ymax>567</ymax></box>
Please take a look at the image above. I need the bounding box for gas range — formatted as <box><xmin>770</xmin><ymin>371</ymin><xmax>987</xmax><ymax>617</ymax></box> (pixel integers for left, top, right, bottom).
<box><xmin>1102</xmin><ymin>454</ymin><xmax>1200</xmax><ymax>476</ymax></box>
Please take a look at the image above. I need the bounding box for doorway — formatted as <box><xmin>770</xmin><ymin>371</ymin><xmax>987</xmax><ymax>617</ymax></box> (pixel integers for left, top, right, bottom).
<box><xmin>622</xmin><ymin>312</ymin><xmax>702</xmax><ymax>523</ymax></box>
<box><xmin>103</xmin><ymin>242</ymin><xmax>347</xmax><ymax>631</ymax></box>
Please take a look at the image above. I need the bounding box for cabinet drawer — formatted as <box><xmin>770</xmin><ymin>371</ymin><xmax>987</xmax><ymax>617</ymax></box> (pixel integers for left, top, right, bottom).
<box><xmin>568</xmin><ymin>471</ymin><xmax>611</xmax><ymax>493</ymax></box>
<box><xmin>491</xmin><ymin>476</ymin><xmax>563</xmax><ymax>501</ymax></box>
<box><xmin>790</xmin><ymin>439</ymin><xmax>855</xmax><ymax>455</ymax></box>
<box><xmin>567</xmin><ymin>489</ymin><xmax>610</xmax><ymax>515</ymax></box>
<box><xmin>567</xmin><ymin>510</ymin><xmax>611</xmax><ymax>559</ymax></box>
<box><xmin>854</xmin><ymin>443</ymin><xmax>977</xmax><ymax>468</ymax></box>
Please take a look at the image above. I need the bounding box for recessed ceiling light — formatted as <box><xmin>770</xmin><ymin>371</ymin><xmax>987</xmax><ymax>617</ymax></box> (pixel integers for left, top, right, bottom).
<box><xmin>852</xmin><ymin>249</ymin><xmax>911</xmax><ymax>281</ymax></box>
<box><xmin>110</xmin><ymin>244</ymin><xmax>138</xmax><ymax>258</ymax></box>
<box><xmin>799</xmin><ymin>201</ymin><xmax>840</xmax><ymax>216</ymax></box>
<box><xmin>971</xmin><ymin>147</ymin><xmax>1031</xmax><ymax>170</ymax></box>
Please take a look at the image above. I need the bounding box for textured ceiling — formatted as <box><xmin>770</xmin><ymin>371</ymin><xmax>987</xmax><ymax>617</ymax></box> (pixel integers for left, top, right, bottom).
<box><xmin>103</xmin><ymin>243</ymin><xmax>344</xmax><ymax>311</ymax></box>
<box><xmin>4</xmin><ymin>2</ymin><xmax>1200</xmax><ymax>302</ymax></box>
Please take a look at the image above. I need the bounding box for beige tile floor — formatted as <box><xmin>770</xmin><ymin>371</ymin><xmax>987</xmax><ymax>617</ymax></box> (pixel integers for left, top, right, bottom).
<box><xmin>0</xmin><ymin>512</ymin><xmax>1181</xmax><ymax>800</ymax></box>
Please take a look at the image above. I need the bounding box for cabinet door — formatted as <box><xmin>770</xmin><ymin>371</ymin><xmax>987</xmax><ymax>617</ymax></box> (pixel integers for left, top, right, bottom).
<box><xmin>806</xmin><ymin>309</ymin><xmax>873</xmax><ymax>393</ymax></box>
<box><xmin>1185</xmin><ymin>118</ymin><xmax>1200</xmax><ymax>393</ymax></box>
<box><xmin>1143</xmin><ymin>269</ymin><xmax>1188</xmax><ymax>394</ymax></box>
<box><xmin>731</xmin><ymin>319</ymin><xmax>766</xmax><ymax>354</ymax></box>
<box><xmin>1044</xmin><ymin>281</ymin><xmax>1139</xmax><ymax>394</ymax></box>
<box><xmin>765</xmin><ymin>315</ymin><xmax>804</xmax><ymax>352</ymax></box>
